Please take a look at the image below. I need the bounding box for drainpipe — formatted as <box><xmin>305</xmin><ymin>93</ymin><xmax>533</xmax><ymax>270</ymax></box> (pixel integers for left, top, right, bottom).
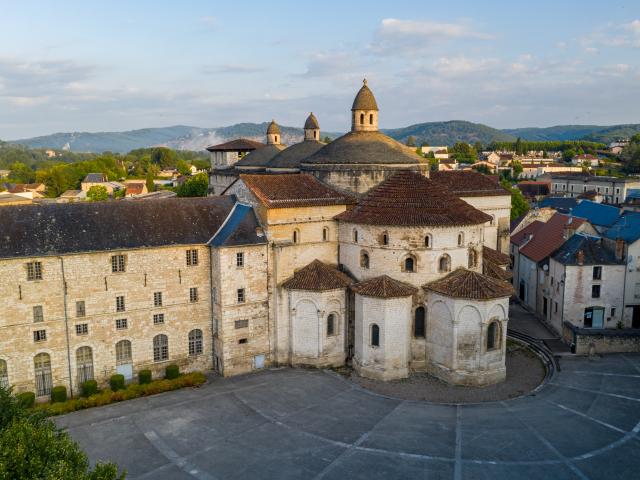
<box><xmin>208</xmin><ymin>247</ymin><xmax>217</xmax><ymax>371</ymax></box>
<box><xmin>59</xmin><ymin>256</ymin><xmax>73</xmax><ymax>397</ymax></box>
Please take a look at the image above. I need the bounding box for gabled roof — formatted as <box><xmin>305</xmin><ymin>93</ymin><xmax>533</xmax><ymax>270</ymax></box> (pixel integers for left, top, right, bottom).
<box><xmin>571</xmin><ymin>200</ymin><xmax>620</xmax><ymax>228</ymax></box>
<box><xmin>511</xmin><ymin>220</ymin><xmax>545</xmax><ymax>246</ymax></box>
<box><xmin>281</xmin><ymin>260</ymin><xmax>353</xmax><ymax>291</ymax></box>
<box><xmin>552</xmin><ymin>233</ymin><xmax>623</xmax><ymax>266</ymax></box>
<box><xmin>483</xmin><ymin>246</ymin><xmax>510</xmax><ymax>266</ymax></box>
<box><xmin>538</xmin><ymin>196</ymin><xmax>579</xmax><ymax>213</ymax></box>
<box><xmin>483</xmin><ymin>259</ymin><xmax>513</xmax><ymax>282</ymax></box>
<box><xmin>124</xmin><ymin>183</ymin><xmax>145</xmax><ymax>195</ymax></box>
<box><xmin>429</xmin><ymin>171</ymin><xmax>510</xmax><ymax>197</ymax></box>
<box><xmin>209</xmin><ymin>203</ymin><xmax>266</xmax><ymax>247</ymax></box>
<box><xmin>351</xmin><ymin>275</ymin><xmax>417</xmax><ymax>298</ymax></box>
<box><xmin>335</xmin><ymin>170</ymin><xmax>491</xmax><ymax>227</ymax></box>
<box><xmin>519</xmin><ymin>213</ymin><xmax>587</xmax><ymax>263</ymax></box>
<box><xmin>240</xmin><ymin>173</ymin><xmax>354</xmax><ymax>208</ymax></box>
<box><xmin>424</xmin><ymin>268</ymin><xmax>513</xmax><ymax>300</ymax></box>
<box><xmin>83</xmin><ymin>173</ymin><xmax>107</xmax><ymax>183</ymax></box>
<box><xmin>603</xmin><ymin>211</ymin><xmax>640</xmax><ymax>243</ymax></box>
<box><xmin>206</xmin><ymin>138</ymin><xmax>265</xmax><ymax>152</ymax></box>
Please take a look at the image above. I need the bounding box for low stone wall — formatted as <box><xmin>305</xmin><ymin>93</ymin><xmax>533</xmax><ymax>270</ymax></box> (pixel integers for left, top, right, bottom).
<box><xmin>563</xmin><ymin>322</ymin><xmax>640</xmax><ymax>355</ymax></box>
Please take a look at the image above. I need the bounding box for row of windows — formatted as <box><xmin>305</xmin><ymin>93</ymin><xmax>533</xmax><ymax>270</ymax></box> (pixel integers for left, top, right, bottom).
<box><xmin>553</xmin><ymin>183</ymin><xmax>621</xmax><ymax>195</ymax></box>
<box><xmin>6</xmin><ymin>331</ymin><xmax>205</xmax><ymax>396</ymax></box>
<box><xmin>353</xmin><ymin>230</ymin><xmax>467</xmax><ymax>248</ymax></box>
<box><xmin>359</xmin><ymin>252</ymin><xmax>477</xmax><ymax>273</ymax></box>
<box><xmin>291</xmin><ymin>227</ymin><xmax>331</xmax><ymax>244</ymax></box>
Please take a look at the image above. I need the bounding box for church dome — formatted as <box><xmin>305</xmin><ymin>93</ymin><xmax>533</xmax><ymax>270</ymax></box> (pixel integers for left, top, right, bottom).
<box><xmin>351</xmin><ymin>79</ymin><xmax>379</xmax><ymax>111</ymax></box>
<box><xmin>266</xmin><ymin>140</ymin><xmax>324</xmax><ymax>170</ymax></box>
<box><xmin>304</xmin><ymin>112</ymin><xmax>320</xmax><ymax>130</ymax></box>
<box><xmin>266</xmin><ymin>120</ymin><xmax>281</xmax><ymax>135</ymax></box>
<box><xmin>235</xmin><ymin>144</ymin><xmax>286</xmax><ymax>168</ymax></box>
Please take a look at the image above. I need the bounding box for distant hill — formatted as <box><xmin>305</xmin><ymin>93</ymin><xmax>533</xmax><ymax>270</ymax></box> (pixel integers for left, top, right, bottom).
<box><xmin>503</xmin><ymin>124</ymin><xmax>640</xmax><ymax>143</ymax></box>
<box><xmin>382</xmin><ymin>120</ymin><xmax>516</xmax><ymax>146</ymax></box>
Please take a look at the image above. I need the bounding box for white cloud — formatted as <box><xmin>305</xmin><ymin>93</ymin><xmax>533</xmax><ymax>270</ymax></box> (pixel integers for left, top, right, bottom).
<box><xmin>582</xmin><ymin>19</ymin><xmax>640</xmax><ymax>49</ymax></box>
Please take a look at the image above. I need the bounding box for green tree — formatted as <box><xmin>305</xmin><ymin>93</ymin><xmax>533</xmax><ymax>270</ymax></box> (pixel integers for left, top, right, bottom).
<box><xmin>515</xmin><ymin>137</ymin><xmax>523</xmax><ymax>155</ymax></box>
<box><xmin>150</xmin><ymin>147</ymin><xmax>178</xmax><ymax>169</ymax></box>
<box><xmin>9</xmin><ymin>162</ymin><xmax>35</xmax><ymax>183</ymax></box>
<box><xmin>176</xmin><ymin>173</ymin><xmax>208</xmax><ymax>197</ymax></box>
<box><xmin>620</xmin><ymin>136</ymin><xmax>640</xmax><ymax>173</ymax></box>
<box><xmin>450</xmin><ymin>142</ymin><xmax>477</xmax><ymax>161</ymax></box>
<box><xmin>323</xmin><ymin>136</ymin><xmax>333</xmax><ymax>143</ymax></box>
<box><xmin>562</xmin><ymin>148</ymin><xmax>576</xmax><ymax>163</ymax></box>
<box><xmin>511</xmin><ymin>160</ymin><xmax>523</xmax><ymax>179</ymax></box>
<box><xmin>473</xmin><ymin>141</ymin><xmax>484</xmax><ymax>153</ymax></box>
<box><xmin>87</xmin><ymin>185</ymin><xmax>109</xmax><ymax>202</ymax></box>
<box><xmin>176</xmin><ymin>159</ymin><xmax>191</xmax><ymax>176</ymax></box>
<box><xmin>145</xmin><ymin>171</ymin><xmax>155</xmax><ymax>193</ymax></box>
<box><xmin>501</xmin><ymin>180</ymin><xmax>529</xmax><ymax>219</ymax></box>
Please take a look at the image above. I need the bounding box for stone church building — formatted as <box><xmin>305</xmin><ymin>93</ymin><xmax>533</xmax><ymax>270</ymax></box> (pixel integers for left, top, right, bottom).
<box><xmin>0</xmin><ymin>81</ymin><xmax>513</xmax><ymax>400</ymax></box>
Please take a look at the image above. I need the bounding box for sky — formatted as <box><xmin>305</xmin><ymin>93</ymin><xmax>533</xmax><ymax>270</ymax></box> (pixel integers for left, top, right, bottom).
<box><xmin>0</xmin><ymin>0</ymin><xmax>639</xmax><ymax>139</ymax></box>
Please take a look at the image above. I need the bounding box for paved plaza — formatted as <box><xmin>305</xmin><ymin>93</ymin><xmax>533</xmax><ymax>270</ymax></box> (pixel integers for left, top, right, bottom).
<box><xmin>57</xmin><ymin>354</ymin><xmax>640</xmax><ymax>479</ymax></box>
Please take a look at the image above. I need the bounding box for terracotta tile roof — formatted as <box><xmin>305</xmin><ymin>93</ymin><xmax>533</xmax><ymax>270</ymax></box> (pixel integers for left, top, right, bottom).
<box><xmin>335</xmin><ymin>170</ymin><xmax>491</xmax><ymax>227</ymax></box>
<box><xmin>483</xmin><ymin>246</ymin><xmax>510</xmax><ymax>266</ymax></box>
<box><xmin>351</xmin><ymin>275</ymin><xmax>417</xmax><ymax>298</ymax></box>
<box><xmin>430</xmin><ymin>171</ymin><xmax>510</xmax><ymax>197</ymax></box>
<box><xmin>281</xmin><ymin>260</ymin><xmax>353</xmax><ymax>291</ymax></box>
<box><xmin>510</xmin><ymin>220</ymin><xmax>545</xmax><ymax>246</ymax></box>
<box><xmin>125</xmin><ymin>183</ymin><xmax>145</xmax><ymax>195</ymax></box>
<box><xmin>483</xmin><ymin>259</ymin><xmax>513</xmax><ymax>282</ymax></box>
<box><xmin>241</xmin><ymin>173</ymin><xmax>354</xmax><ymax>208</ymax></box>
<box><xmin>424</xmin><ymin>268</ymin><xmax>513</xmax><ymax>300</ymax></box>
<box><xmin>519</xmin><ymin>213</ymin><xmax>586</xmax><ymax>263</ymax></box>
<box><xmin>206</xmin><ymin>138</ymin><xmax>265</xmax><ymax>152</ymax></box>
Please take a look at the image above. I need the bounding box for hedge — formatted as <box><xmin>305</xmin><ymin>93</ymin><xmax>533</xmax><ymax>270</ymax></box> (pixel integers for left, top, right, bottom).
<box><xmin>165</xmin><ymin>364</ymin><xmax>180</xmax><ymax>380</ymax></box>
<box><xmin>138</xmin><ymin>369</ymin><xmax>152</xmax><ymax>385</ymax></box>
<box><xmin>109</xmin><ymin>374</ymin><xmax>125</xmax><ymax>391</ymax></box>
<box><xmin>51</xmin><ymin>386</ymin><xmax>67</xmax><ymax>403</ymax></box>
<box><xmin>17</xmin><ymin>391</ymin><xmax>35</xmax><ymax>409</ymax></box>
<box><xmin>81</xmin><ymin>380</ymin><xmax>98</xmax><ymax>397</ymax></box>
<box><xmin>36</xmin><ymin>372</ymin><xmax>206</xmax><ymax>416</ymax></box>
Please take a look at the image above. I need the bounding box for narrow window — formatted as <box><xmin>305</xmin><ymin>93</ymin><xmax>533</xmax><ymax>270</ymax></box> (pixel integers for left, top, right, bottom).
<box><xmin>275</xmin><ymin>135</ymin><xmax>278</xmax><ymax>143</ymax></box>
<box><xmin>458</xmin><ymin>233</ymin><xmax>464</xmax><ymax>246</ymax></box>
<box><xmin>611</xmin><ymin>307</ymin><xmax>616</xmax><ymax>317</ymax></box>
<box><xmin>293</xmin><ymin>229</ymin><xmax>300</xmax><ymax>244</ymax></box>
<box><xmin>153</xmin><ymin>313</ymin><xmax>165</xmax><ymax>325</ymax></box>
<box><xmin>236</xmin><ymin>252</ymin><xmax>244</xmax><ymax>267</ymax></box>
<box><xmin>111</xmin><ymin>254</ymin><xmax>126</xmax><ymax>273</ymax></box>
<box><xmin>116</xmin><ymin>296</ymin><xmax>125</xmax><ymax>312</ymax></box>
<box><xmin>487</xmin><ymin>321</ymin><xmax>499</xmax><ymax>350</ymax></box>
<box><xmin>115</xmin><ymin>340</ymin><xmax>132</xmax><ymax>365</ymax></box>
<box><xmin>26</xmin><ymin>261</ymin><xmax>42</xmax><ymax>281</ymax></box>
<box><xmin>327</xmin><ymin>314</ymin><xmax>336</xmax><ymax>336</ymax></box>
<box><xmin>33</xmin><ymin>305</ymin><xmax>44</xmax><ymax>323</ymax></box>
<box><xmin>238</xmin><ymin>338</ymin><xmax>248</xmax><ymax>344</ymax></box>
<box><xmin>369</xmin><ymin>113</ymin><xmax>373</xmax><ymax>124</ymax></box>
<box><xmin>75</xmin><ymin>323</ymin><xmax>88</xmax><ymax>336</ymax></box>
<box><xmin>76</xmin><ymin>346</ymin><xmax>94</xmax><ymax>384</ymax></box>
<box><xmin>360</xmin><ymin>251</ymin><xmax>370</xmax><ymax>269</ymax></box>
<box><xmin>381</xmin><ymin>232</ymin><xmax>388</xmax><ymax>246</ymax></box>
<box><xmin>468</xmin><ymin>249</ymin><xmax>478</xmax><ymax>268</ymax></box>
<box><xmin>323</xmin><ymin>227</ymin><xmax>329</xmax><ymax>241</ymax></box>
<box><xmin>115</xmin><ymin>318</ymin><xmax>128</xmax><ymax>330</ymax></box>
<box><xmin>439</xmin><ymin>254</ymin><xmax>451</xmax><ymax>273</ymax></box>
<box><xmin>592</xmin><ymin>285</ymin><xmax>601</xmax><ymax>298</ymax></box>
<box><xmin>33</xmin><ymin>329</ymin><xmax>47</xmax><ymax>342</ymax></box>
<box><xmin>0</xmin><ymin>360</ymin><xmax>8</xmax><ymax>388</ymax></box>
<box><xmin>34</xmin><ymin>353</ymin><xmax>52</xmax><ymax>396</ymax></box>
<box><xmin>76</xmin><ymin>301</ymin><xmax>86</xmax><ymax>318</ymax></box>
<box><xmin>190</xmin><ymin>287</ymin><xmax>199</xmax><ymax>303</ymax></box>
<box><xmin>189</xmin><ymin>329</ymin><xmax>203</xmax><ymax>356</ymax></box>
<box><xmin>424</xmin><ymin>235</ymin><xmax>431</xmax><ymax>248</ymax></box>
<box><xmin>360</xmin><ymin>113</ymin><xmax>364</xmax><ymax>124</ymax></box>
<box><xmin>371</xmin><ymin>324</ymin><xmax>380</xmax><ymax>347</ymax></box>
<box><xmin>237</xmin><ymin>288</ymin><xmax>245</xmax><ymax>304</ymax></box>
<box><xmin>593</xmin><ymin>266</ymin><xmax>602</xmax><ymax>280</ymax></box>
<box><xmin>353</xmin><ymin>229</ymin><xmax>358</xmax><ymax>243</ymax></box>
<box><xmin>154</xmin><ymin>291</ymin><xmax>163</xmax><ymax>307</ymax></box>
<box><xmin>153</xmin><ymin>334</ymin><xmax>169</xmax><ymax>362</ymax></box>
<box><xmin>414</xmin><ymin>307</ymin><xmax>425</xmax><ymax>338</ymax></box>
<box><xmin>404</xmin><ymin>256</ymin><xmax>415</xmax><ymax>273</ymax></box>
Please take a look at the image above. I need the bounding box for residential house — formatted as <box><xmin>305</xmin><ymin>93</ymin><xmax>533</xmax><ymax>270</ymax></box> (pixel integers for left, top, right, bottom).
<box><xmin>572</xmin><ymin>154</ymin><xmax>600</xmax><ymax>168</ymax></box>
<box><xmin>57</xmin><ymin>190</ymin><xmax>87</xmax><ymax>203</ymax></box>
<box><xmin>538</xmin><ymin>196</ymin><xmax>579</xmax><ymax>214</ymax></box>
<box><xmin>421</xmin><ymin>146</ymin><xmax>449</xmax><ymax>159</ymax></box>
<box><xmin>571</xmin><ymin>200</ymin><xmax>620</xmax><ymax>234</ymax></box>
<box><xmin>124</xmin><ymin>182</ymin><xmax>149</xmax><ymax>197</ymax></box>
<box><xmin>510</xmin><ymin>207</ymin><xmax>557</xmax><ymax>236</ymax></box>
<box><xmin>549</xmin><ymin>174</ymin><xmax>640</xmax><ymax>204</ymax></box>
<box><xmin>517</xmin><ymin>181</ymin><xmax>550</xmax><ymax>202</ymax></box>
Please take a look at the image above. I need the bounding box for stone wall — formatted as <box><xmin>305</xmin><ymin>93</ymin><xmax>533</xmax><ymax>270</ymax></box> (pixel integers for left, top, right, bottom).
<box><xmin>562</xmin><ymin>322</ymin><xmax>640</xmax><ymax>354</ymax></box>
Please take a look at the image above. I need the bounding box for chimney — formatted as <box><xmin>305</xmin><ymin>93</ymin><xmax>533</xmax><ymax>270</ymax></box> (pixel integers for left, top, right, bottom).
<box><xmin>576</xmin><ymin>249</ymin><xmax>585</xmax><ymax>266</ymax></box>
<box><xmin>615</xmin><ymin>238</ymin><xmax>625</xmax><ymax>261</ymax></box>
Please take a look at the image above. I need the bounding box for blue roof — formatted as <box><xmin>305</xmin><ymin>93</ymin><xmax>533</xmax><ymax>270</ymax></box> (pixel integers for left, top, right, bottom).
<box><xmin>209</xmin><ymin>203</ymin><xmax>266</xmax><ymax>247</ymax></box>
<box><xmin>626</xmin><ymin>189</ymin><xmax>640</xmax><ymax>200</ymax></box>
<box><xmin>571</xmin><ymin>200</ymin><xmax>620</xmax><ymax>227</ymax></box>
<box><xmin>538</xmin><ymin>197</ymin><xmax>578</xmax><ymax>213</ymax></box>
<box><xmin>604</xmin><ymin>211</ymin><xmax>640</xmax><ymax>243</ymax></box>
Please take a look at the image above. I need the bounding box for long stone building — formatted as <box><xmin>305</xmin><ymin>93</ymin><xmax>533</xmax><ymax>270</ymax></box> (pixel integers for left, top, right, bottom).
<box><xmin>0</xmin><ymin>80</ymin><xmax>513</xmax><ymax>399</ymax></box>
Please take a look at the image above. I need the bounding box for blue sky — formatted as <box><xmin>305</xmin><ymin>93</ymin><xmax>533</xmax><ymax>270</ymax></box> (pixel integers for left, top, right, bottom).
<box><xmin>1</xmin><ymin>0</ymin><xmax>639</xmax><ymax>138</ymax></box>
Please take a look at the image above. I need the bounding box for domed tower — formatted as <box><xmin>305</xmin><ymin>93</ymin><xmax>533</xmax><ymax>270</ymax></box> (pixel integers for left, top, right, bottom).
<box><xmin>266</xmin><ymin>120</ymin><xmax>281</xmax><ymax>145</ymax></box>
<box><xmin>351</xmin><ymin>79</ymin><xmax>379</xmax><ymax>132</ymax></box>
<box><xmin>304</xmin><ymin>112</ymin><xmax>320</xmax><ymax>141</ymax></box>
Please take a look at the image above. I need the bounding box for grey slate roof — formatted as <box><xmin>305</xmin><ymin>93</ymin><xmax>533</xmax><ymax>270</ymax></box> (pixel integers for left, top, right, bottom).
<box><xmin>351</xmin><ymin>79</ymin><xmax>379</xmax><ymax>111</ymax></box>
<box><xmin>83</xmin><ymin>173</ymin><xmax>107</xmax><ymax>183</ymax></box>
<box><xmin>266</xmin><ymin>120</ymin><xmax>281</xmax><ymax>135</ymax></box>
<box><xmin>235</xmin><ymin>144</ymin><xmax>286</xmax><ymax>168</ymax></box>
<box><xmin>0</xmin><ymin>197</ymin><xmax>236</xmax><ymax>258</ymax></box>
<box><xmin>552</xmin><ymin>233</ymin><xmax>624</xmax><ymax>266</ymax></box>
<box><xmin>304</xmin><ymin>113</ymin><xmax>320</xmax><ymax>130</ymax></box>
<box><xmin>266</xmin><ymin>140</ymin><xmax>324</xmax><ymax>169</ymax></box>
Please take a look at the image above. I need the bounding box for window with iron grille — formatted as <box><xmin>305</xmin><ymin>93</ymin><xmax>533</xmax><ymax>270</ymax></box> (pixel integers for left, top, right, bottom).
<box><xmin>186</xmin><ymin>249</ymin><xmax>199</xmax><ymax>266</ymax></box>
<box><xmin>154</xmin><ymin>291</ymin><xmax>163</xmax><ymax>307</ymax></box>
<box><xmin>153</xmin><ymin>313</ymin><xmax>165</xmax><ymax>325</ymax></box>
<box><xmin>236</xmin><ymin>252</ymin><xmax>244</xmax><ymax>267</ymax></box>
<box><xmin>189</xmin><ymin>287</ymin><xmax>198</xmax><ymax>303</ymax></box>
<box><xmin>188</xmin><ymin>329</ymin><xmax>203</xmax><ymax>355</ymax></box>
<box><xmin>33</xmin><ymin>329</ymin><xmax>47</xmax><ymax>342</ymax></box>
<box><xmin>111</xmin><ymin>255</ymin><xmax>126</xmax><ymax>273</ymax></box>
<box><xmin>76</xmin><ymin>301</ymin><xmax>86</xmax><ymax>318</ymax></box>
<box><xmin>75</xmin><ymin>323</ymin><xmax>88</xmax><ymax>336</ymax></box>
<box><xmin>34</xmin><ymin>353</ymin><xmax>52</xmax><ymax>396</ymax></box>
<box><xmin>115</xmin><ymin>318</ymin><xmax>128</xmax><ymax>330</ymax></box>
<box><xmin>33</xmin><ymin>305</ymin><xmax>44</xmax><ymax>323</ymax></box>
<box><xmin>116</xmin><ymin>296</ymin><xmax>125</xmax><ymax>312</ymax></box>
<box><xmin>26</xmin><ymin>261</ymin><xmax>42</xmax><ymax>281</ymax></box>
<box><xmin>76</xmin><ymin>346</ymin><xmax>94</xmax><ymax>384</ymax></box>
<box><xmin>153</xmin><ymin>334</ymin><xmax>169</xmax><ymax>361</ymax></box>
<box><xmin>237</xmin><ymin>288</ymin><xmax>245</xmax><ymax>304</ymax></box>
<box><xmin>234</xmin><ymin>319</ymin><xmax>249</xmax><ymax>329</ymax></box>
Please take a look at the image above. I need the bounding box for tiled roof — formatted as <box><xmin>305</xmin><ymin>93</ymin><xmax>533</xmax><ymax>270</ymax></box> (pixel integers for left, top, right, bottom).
<box><xmin>266</xmin><ymin>140</ymin><xmax>324</xmax><ymax>169</ymax></box>
<box><xmin>266</xmin><ymin>120</ymin><xmax>281</xmax><ymax>135</ymax></box>
<box><xmin>552</xmin><ymin>233</ymin><xmax>623</xmax><ymax>266</ymax></box>
<box><xmin>519</xmin><ymin>213</ymin><xmax>587</xmax><ymax>263</ymax></box>
<box><xmin>424</xmin><ymin>268</ymin><xmax>513</xmax><ymax>300</ymax></box>
<box><xmin>351</xmin><ymin>79</ymin><xmax>379</xmax><ymax>111</ymax></box>
<box><xmin>351</xmin><ymin>275</ymin><xmax>417</xmax><ymax>298</ymax></box>
<box><xmin>511</xmin><ymin>220</ymin><xmax>545</xmax><ymax>246</ymax></box>
<box><xmin>83</xmin><ymin>173</ymin><xmax>107</xmax><ymax>183</ymax></box>
<box><xmin>235</xmin><ymin>144</ymin><xmax>286</xmax><ymax>168</ymax></box>
<box><xmin>571</xmin><ymin>200</ymin><xmax>620</xmax><ymax>228</ymax></box>
<box><xmin>483</xmin><ymin>246</ymin><xmax>510</xmax><ymax>266</ymax></box>
<box><xmin>429</xmin><ymin>171</ymin><xmax>510</xmax><ymax>197</ymax></box>
<box><xmin>483</xmin><ymin>259</ymin><xmax>513</xmax><ymax>282</ymax></box>
<box><xmin>335</xmin><ymin>170</ymin><xmax>491</xmax><ymax>227</ymax></box>
<box><xmin>538</xmin><ymin>196</ymin><xmax>578</xmax><ymax>213</ymax></box>
<box><xmin>206</xmin><ymin>138</ymin><xmax>265</xmax><ymax>152</ymax></box>
<box><xmin>304</xmin><ymin>112</ymin><xmax>320</xmax><ymax>130</ymax></box>
<box><xmin>241</xmin><ymin>173</ymin><xmax>354</xmax><ymax>208</ymax></box>
<box><xmin>124</xmin><ymin>183</ymin><xmax>145</xmax><ymax>195</ymax></box>
<box><xmin>281</xmin><ymin>260</ymin><xmax>353</xmax><ymax>291</ymax></box>
<box><xmin>603</xmin><ymin>211</ymin><xmax>640</xmax><ymax>243</ymax></box>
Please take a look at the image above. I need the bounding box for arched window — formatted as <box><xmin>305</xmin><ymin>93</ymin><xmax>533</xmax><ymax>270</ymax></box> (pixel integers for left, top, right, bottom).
<box><xmin>381</xmin><ymin>232</ymin><xmax>388</xmax><ymax>246</ymax></box>
<box><xmin>458</xmin><ymin>232</ymin><xmax>464</xmax><ymax>246</ymax></box>
<box><xmin>189</xmin><ymin>329</ymin><xmax>203</xmax><ymax>356</ymax></box>
<box><xmin>360</xmin><ymin>113</ymin><xmax>364</xmax><ymax>124</ymax></box>
<box><xmin>116</xmin><ymin>340</ymin><xmax>132</xmax><ymax>365</ymax></box>
<box><xmin>369</xmin><ymin>113</ymin><xmax>374</xmax><ymax>125</ymax></box>
<box><xmin>274</xmin><ymin>135</ymin><xmax>278</xmax><ymax>143</ymax></box>
<box><xmin>153</xmin><ymin>334</ymin><xmax>169</xmax><ymax>362</ymax></box>
<box><xmin>439</xmin><ymin>254</ymin><xmax>451</xmax><ymax>273</ymax></box>
<box><xmin>487</xmin><ymin>321</ymin><xmax>500</xmax><ymax>350</ymax></box>
<box><xmin>293</xmin><ymin>229</ymin><xmax>300</xmax><ymax>244</ymax></box>
<box><xmin>424</xmin><ymin>235</ymin><xmax>431</xmax><ymax>248</ymax></box>
<box><xmin>468</xmin><ymin>249</ymin><xmax>478</xmax><ymax>268</ymax></box>
<box><xmin>76</xmin><ymin>346</ymin><xmax>94</xmax><ymax>384</ymax></box>
<box><xmin>414</xmin><ymin>307</ymin><xmax>425</xmax><ymax>338</ymax></box>
<box><xmin>0</xmin><ymin>359</ymin><xmax>7</xmax><ymax>388</ymax></box>
<box><xmin>353</xmin><ymin>229</ymin><xmax>358</xmax><ymax>243</ymax></box>
<box><xmin>34</xmin><ymin>353</ymin><xmax>52</xmax><ymax>397</ymax></box>
<box><xmin>371</xmin><ymin>324</ymin><xmax>380</xmax><ymax>347</ymax></box>
<box><xmin>327</xmin><ymin>314</ymin><xmax>336</xmax><ymax>336</ymax></box>
<box><xmin>322</xmin><ymin>227</ymin><xmax>329</xmax><ymax>241</ymax></box>
<box><xmin>404</xmin><ymin>256</ymin><xmax>415</xmax><ymax>273</ymax></box>
<box><xmin>314</xmin><ymin>130</ymin><xmax>317</xmax><ymax>139</ymax></box>
<box><xmin>360</xmin><ymin>251</ymin><xmax>370</xmax><ymax>269</ymax></box>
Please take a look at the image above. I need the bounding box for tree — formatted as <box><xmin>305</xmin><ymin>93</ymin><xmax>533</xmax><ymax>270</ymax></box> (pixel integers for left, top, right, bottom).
<box><xmin>176</xmin><ymin>159</ymin><xmax>191</xmax><ymax>176</ymax></box>
<box><xmin>87</xmin><ymin>185</ymin><xmax>108</xmax><ymax>202</ymax></box>
<box><xmin>146</xmin><ymin>171</ymin><xmax>155</xmax><ymax>193</ymax></box>
<box><xmin>473</xmin><ymin>141</ymin><xmax>484</xmax><ymax>153</ymax></box>
<box><xmin>9</xmin><ymin>162</ymin><xmax>35</xmax><ymax>183</ymax></box>
<box><xmin>176</xmin><ymin>173</ymin><xmax>208</xmax><ymax>197</ymax></box>
<box><xmin>150</xmin><ymin>148</ymin><xmax>178</xmax><ymax>169</ymax></box>
<box><xmin>501</xmin><ymin>180</ymin><xmax>529</xmax><ymax>219</ymax></box>
<box><xmin>620</xmin><ymin>136</ymin><xmax>640</xmax><ymax>173</ymax></box>
<box><xmin>406</xmin><ymin>136</ymin><xmax>416</xmax><ymax>147</ymax></box>
<box><xmin>450</xmin><ymin>142</ymin><xmax>478</xmax><ymax>161</ymax></box>
<box><xmin>323</xmin><ymin>136</ymin><xmax>333</xmax><ymax>143</ymax></box>
<box><xmin>515</xmin><ymin>137</ymin><xmax>523</xmax><ymax>155</ymax></box>
<box><xmin>0</xmin><ymin>386</ymin><xmax>123</xmax><ymax>479</ymax></box>
<box><xmin>511</xmin><ymin>160</ymin><xmax>523</xmax><ymax>179</ymax></box>
<box><xmin>562</xmin><ymin>148</ymin><xmax>576</xmax><ymax>163</ymax></box>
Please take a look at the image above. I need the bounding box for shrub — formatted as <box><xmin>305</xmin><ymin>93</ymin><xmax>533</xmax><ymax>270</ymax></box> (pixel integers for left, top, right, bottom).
<box><xmin>81</xmin><ymin>379</ymin><xmax>98</xmax><ymax>397</ymax></box>
<box><xmin>138</xmin><ymin>369</ymin><xmax>152</xmax><ymax>385</ymax></box>
<box><xmin>165</xmin><ymin>364</ymin><xmax>180</xmax><ymax>380</ymax></box>
<box><xmin>110</xmin><ymin>374</ymin><xmax>125</xmax><ymax>391</ymax></box>
<box><xmin>16</xmin><ymin>391</ymin><xmax>35</xmax><ymax>409</ymax></box>
<box><xmin>51</xmin><ymin>386</ymin><xmax>67</xmax><ymax>403</ymax></box>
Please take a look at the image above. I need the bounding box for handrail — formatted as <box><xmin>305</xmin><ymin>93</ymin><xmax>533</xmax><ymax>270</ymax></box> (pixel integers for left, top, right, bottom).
<box><xmin>507</xmin><ymin>329</ymin><xmax>560</xmax><ymax>382</ymax></box>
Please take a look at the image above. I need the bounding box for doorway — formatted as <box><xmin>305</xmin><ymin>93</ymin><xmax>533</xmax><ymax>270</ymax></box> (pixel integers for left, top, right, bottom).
<box><xmin>519</xmin><ymin>281</ymin><xmax>526</xmax><ymax>301</ymax></box>
<box><xmin>633</xmin><ymin>306</ymin><xmax>640</xmax><ymax>328</ymax></box>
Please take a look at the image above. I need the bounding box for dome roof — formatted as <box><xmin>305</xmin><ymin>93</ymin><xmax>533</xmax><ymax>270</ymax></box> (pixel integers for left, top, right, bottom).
<box><xmin>235</xmin><ymin>144</ymin><xmax>286</xmax><ymax>168</ymax></box>
<box><xmin>301</xmin><ymin>131</ymin><xmax>422</xmax><ymax>165</ymax></box>
<box><xmin>266</xmin><ymin>120</ymin><xmax>281</xmax><ymax>135</ymax></box>
<box><xmin>351</xmin><ymin>79</ymin><xmax>378</xmax><ymax>111</ymax></box>
<box><xmin>304</xmin><ymin>112</ymin><xmax>320</xmax><ymax>130</ymax></box>
<box><xmin>266</xmin><ymin>140</ymin><xmax>324</xmax><ymax>170</ymax></box>
<box><xmin>335</xmin><ymin>170</ymin><xmax>492</xmax><ymax>227</ymax></box>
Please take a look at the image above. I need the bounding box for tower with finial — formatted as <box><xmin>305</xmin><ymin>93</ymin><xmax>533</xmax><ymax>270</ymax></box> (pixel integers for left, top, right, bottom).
<box><xmin>351</xmin><ymin>78</ymin><xmax>379</xmax><ymax>133</ymax></box>
<box><xmin>266</xmin><ymin>119</ymin><xmax>281</xmax><ymax>145</ymax></box>
<box><xmin>303</xmin><ymin>112</ymin><xmax>320</xmax><ymax>141</ymax></box>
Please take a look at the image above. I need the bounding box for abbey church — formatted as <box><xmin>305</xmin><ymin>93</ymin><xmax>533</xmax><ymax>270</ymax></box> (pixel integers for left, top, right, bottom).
<box><xmin>0</xmin><ymin>81</ymin><xmax>513</xmax><ymax>400</ymax></box>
